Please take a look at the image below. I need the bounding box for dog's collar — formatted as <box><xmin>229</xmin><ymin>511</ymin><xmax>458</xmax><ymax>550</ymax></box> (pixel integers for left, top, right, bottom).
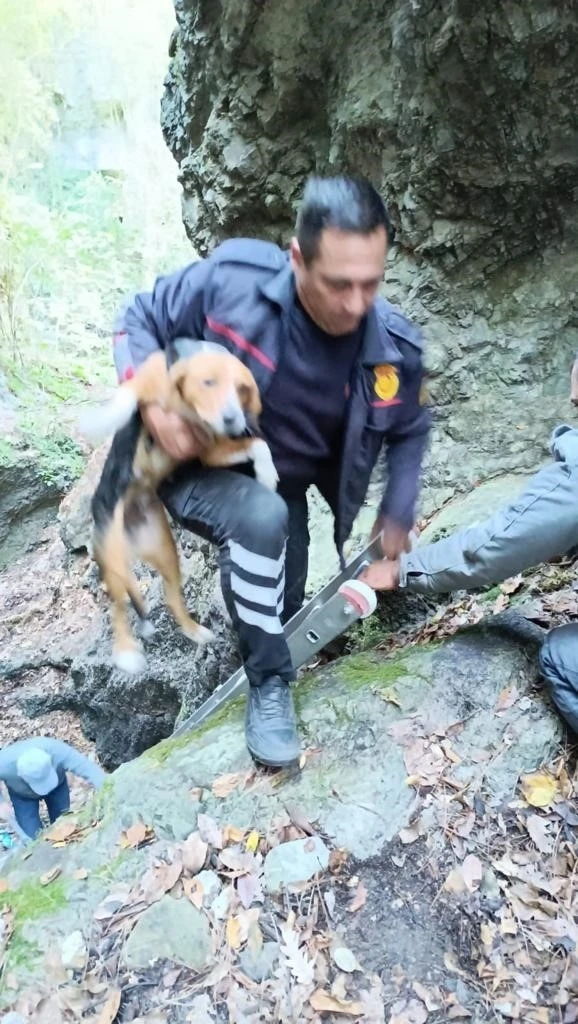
<box><xmin>165</xmin><ymin>338</ymin><xmax>229</xmax><ymax>367</ymax></box>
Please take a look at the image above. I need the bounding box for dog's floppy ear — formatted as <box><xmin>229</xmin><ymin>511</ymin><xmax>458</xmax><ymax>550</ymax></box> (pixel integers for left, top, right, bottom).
<box><xmin>168</xmin><ymin>358</ymin><xmax>189</xmax><ymax>392</ymax></box>
<box><xmin>237</xmin><ymin>365</ymin><xmax>262</xmax><ymax>419</ymax></box>
<box><xmin>246</xmin><ymin>379</ymin><xmax>262</xmax><ymax>418</ymax></box>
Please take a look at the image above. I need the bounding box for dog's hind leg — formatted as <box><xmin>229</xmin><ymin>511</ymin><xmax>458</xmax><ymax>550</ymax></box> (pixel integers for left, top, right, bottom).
<box><xmin>100</xmin><ymin>514</ymin><xmax>148</xmax><ymax>674</ymax></box>
<box><xmin>126</xmin><ymin>572</ymin><xmax>156</xmax><ymax>641</ymax></box>
<box><xmin>134</xmin><ymin>499</ymin><xmax>214</xmax><ymax>646</ymax></box>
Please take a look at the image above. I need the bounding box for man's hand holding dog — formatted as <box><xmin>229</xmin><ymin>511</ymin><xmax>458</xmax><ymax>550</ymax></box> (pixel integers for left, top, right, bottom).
<box><xmin>142</xmin><ymin>405</ymin><xmax>211</xmax><ymax>462</ymax></box>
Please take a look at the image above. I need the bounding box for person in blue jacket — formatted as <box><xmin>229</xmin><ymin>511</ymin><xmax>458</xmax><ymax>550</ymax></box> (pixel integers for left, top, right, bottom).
<box><xmin>0</xmin><ymin>736</ymin><xmax>105</xmax><ymax>841</ymax></box>
<box><xmin>112</xmin><ymin>175</ymin><xmax>431</xmax><ymax>768</ymax></box>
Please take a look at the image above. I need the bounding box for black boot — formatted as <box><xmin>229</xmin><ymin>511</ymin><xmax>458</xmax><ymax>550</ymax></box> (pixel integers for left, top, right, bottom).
<box><xmin>245</xmin><ymin>676</ymin><xmax>300</xmax><ymax>767</ymax></box>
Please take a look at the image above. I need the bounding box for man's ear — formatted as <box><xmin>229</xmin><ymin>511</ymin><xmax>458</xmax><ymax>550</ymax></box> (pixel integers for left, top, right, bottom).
<box><xmin>289</xmin><ymin>236</ymin><xmax>303</xmax><ymax>272</ymax></box>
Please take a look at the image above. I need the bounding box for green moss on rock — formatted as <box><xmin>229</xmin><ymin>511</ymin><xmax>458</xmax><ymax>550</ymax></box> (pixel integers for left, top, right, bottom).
<box><xmin>3</xmin><ymin>876</ymin><xmax>68</xmax><ymax>972</ymax></box>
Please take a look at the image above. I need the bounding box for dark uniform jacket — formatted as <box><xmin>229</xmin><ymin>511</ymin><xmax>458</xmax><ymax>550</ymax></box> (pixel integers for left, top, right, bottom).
<box><xmin>113</xmin><ymin>239</ymin><xmax>431</xmax><ymax>557</ymax></box>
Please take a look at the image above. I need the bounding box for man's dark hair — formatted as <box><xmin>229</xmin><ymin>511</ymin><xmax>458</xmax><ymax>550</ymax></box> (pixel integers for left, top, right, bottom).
<box><xmin>296</xmin><ymin>175</ymin><xmax>396</xmax><ymax>264</ymax></box>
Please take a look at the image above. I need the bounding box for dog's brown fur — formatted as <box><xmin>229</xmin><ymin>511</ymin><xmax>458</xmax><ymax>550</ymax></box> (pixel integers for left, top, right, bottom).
<box><xmin>85</xmin><ymin>349</ymin><xmax>278</xmax><ymax>674</ymax></box>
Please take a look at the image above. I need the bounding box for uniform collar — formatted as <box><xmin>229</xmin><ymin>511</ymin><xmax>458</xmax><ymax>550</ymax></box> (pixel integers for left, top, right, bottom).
<box><xmin>259</xmin><ymin>259</ymin><xmax>294</xmax><ymax>308</ymax></box>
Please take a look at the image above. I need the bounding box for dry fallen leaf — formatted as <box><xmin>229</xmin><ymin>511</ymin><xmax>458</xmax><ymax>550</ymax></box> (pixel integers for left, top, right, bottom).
<box><xmin>331</xmin><ymin>946</ymin><xmax>362</xmax><ymax>973</ymax></box>
<box><xmin>500</xmin><ymin>574</ymin><xmax>524</xmax><ymax>595</ymax></box>
<box><xmin>525</xmin><ymin>813</ymin><xmax>554</xmax><ymax>854</ymax></box>
<box><xmin>181</xmin><ymin>832</ymin><xmax>208</xmax><ymax>875</ymax></box>
<box><xmin>309</xmin><ymin>989</ymin><xmax>364</xmax><ymax>1016</ymax></box>
<box><xmin>398</xmin><ymin>822</ymin><xmax>424</xmax><ymax>845</ymax></box>
<box><xmin>376</xmin><ymin>686</ymin><xmax>402</xmax><ymax>707</ymax></box>
<box><xmin>46</xmin><ymin>819</ymin><xmax>79</xmax><ymax>844</ymax></box>
<box><xmin>280</xmin><ymin>922</ymin><xmax>315</xmax><ymax>985</ymax></box>
<box><xmin>285</xmin><ymin>802</ymin><xmax>317</xmax><ymax>836</ymax></box>
<box><xmin>480</xmin><ymin>922</ymin><xmax>496</xmax><ymax>952</ymax></box>
<box><xmin>237</xmin><ymin>872</ymin><xmax>263</xmax><ymax>909</ymax></box>
<box><xmin>183</xmin><ymin>877</ymin><xmax>204</xmax><ymax>909</ymax></box>
<box><xmin>440</xmin><ymin>738</ymin><xmax>462</xmax><ymax>764</ymax></box>
<box><xmin>96</xmin><ymin>988</ymin><xmax>122</xmax><ymax>1024</ymax></box>
<box><xmin>120</xmin><ymin>821</ymin><xmax>154</xmax><ymax>849</ymax></box>
<box><xmin>197</xmin><ymin>813</ymin><xmax>223</xmax><ymax>849</ymax></box>
<box><xmin>493</xmin><ymin>592</ymin><xmax>510</xmax><ymax>614</ymax></box>
<box><xmin>154</xmin><ymin>860</ymin><xmax>183</xmax><ymax>894</ymax></box>
<box><xmin>329</xmin><ymin>848</ymin><xmax>349</xmax><ymax>874</ymax></box>
<box><xmin>245</xmin><ymin>829</ymin><xmax>260</xmax><ymax>853</ymax></box>
<box><xmin>40</xmin><ymin>866</ymin><xmax>62</xmax><ymax>886</ymax></box>
<box><xmin>447</xmin><ymin>1006</ymin><xmax>472</xmax><ymax>1020</ymax></box>
<box><xmin>495</xmin><ymin>685</ymin><xmax>520</xmax><ymax>711</ymax></box>
<box><xmin>389</xmin><ymin>997</ymin><xmax>428</xmax><ymax>1024</ymax></box>
<box><xmin>0</xmin><ymin>879</ymin><xmax>10</xmax><ymax>894</ymax></box>
<box><xmin>520</xmin><ymin>771</ymin><xmax>558</xmax><ymax>808</ymax></box>
<box><xmin>223</xmin><ymin>824</ymin><xmax>245</xmax><ymax>844</ymax></box>
<box><xmin>211</xmin><ymin>770</ymin><xmax>252</xmax><ymax>799</ymax></box>
<box><xmin>226</xmin><ymin>915</ymin><xmax>242</xmax><ymax>950</ymax></box>
<box><xmin>412</xmin><ymin>982</ymin><xmax>443</xmax><ymax>1012</ymax></box>
<box><xmin>348</xmin><ymin>879</ymin><xmax>367</xmax><ymax>913</ymax></box>
<box><xmin>72</xmin><ymin>867</ymin><xmax>89</xmax><ymax>881</ymax></box>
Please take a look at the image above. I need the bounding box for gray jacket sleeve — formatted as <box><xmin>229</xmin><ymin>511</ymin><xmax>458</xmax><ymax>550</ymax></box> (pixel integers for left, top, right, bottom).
<box><xmin>399</xmin><ymin>459</ymin><xmax>578</xmax><ymax>595</ymax></box>
<box><xmin>48</xmin><ymin>740</ymin><xmax>106</xmax><ymax>788</ymax></box>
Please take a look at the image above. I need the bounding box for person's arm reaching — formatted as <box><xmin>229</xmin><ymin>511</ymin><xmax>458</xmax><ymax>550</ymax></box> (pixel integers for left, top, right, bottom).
<box><xmin>363</xmin><ymin>461</ymin><xmax>578</xmax><ymax>594</ymax></box>
<box><xmin>50</xmin><ymin>740</ymin><xmax>106</xmax><ymax>789</ymax></box>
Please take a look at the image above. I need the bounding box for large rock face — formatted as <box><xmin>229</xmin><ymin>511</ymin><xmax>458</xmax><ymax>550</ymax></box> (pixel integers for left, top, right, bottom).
<box><xmin>0</xmin><ymin>626</ymin><xmax>565</xmax><ymax>1006</ymax></box>
<box><xmin>161</xmin><ymin>0</ymin><xmax>578</xmax><ymax>512</ymax></box>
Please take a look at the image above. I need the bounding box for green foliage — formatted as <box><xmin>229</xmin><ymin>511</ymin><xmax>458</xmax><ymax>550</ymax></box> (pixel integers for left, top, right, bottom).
<box><xmin>0</xmin><ymin>0</ymin><xmax>192</xmax><ymax>437</ymax></box>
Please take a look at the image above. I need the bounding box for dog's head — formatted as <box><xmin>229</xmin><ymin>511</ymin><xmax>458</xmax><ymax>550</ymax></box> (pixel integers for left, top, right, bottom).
<box><xmin>169</xmin><ymin>351</ymin><xmax>261</xmax><ymax>437</ymax></box>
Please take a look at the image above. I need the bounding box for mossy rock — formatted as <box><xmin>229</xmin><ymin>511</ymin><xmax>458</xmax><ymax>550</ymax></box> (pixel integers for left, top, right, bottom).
<box><xmin>0</xmin><ymin>624</ymin><xmax>563</xmax><ymax>1002</ymax></box>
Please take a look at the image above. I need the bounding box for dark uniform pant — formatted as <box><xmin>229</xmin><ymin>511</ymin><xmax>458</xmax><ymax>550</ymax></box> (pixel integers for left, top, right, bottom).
<box><xmin>161</xmin><ymin>468</ymin><xmax>312</xmax><ymax>687</ymax></box>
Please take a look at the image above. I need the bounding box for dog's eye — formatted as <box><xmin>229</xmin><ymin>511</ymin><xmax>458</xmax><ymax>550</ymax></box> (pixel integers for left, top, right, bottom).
<box><xmin>203</xmin><ymin>379</ymin><xmax>217</xmax><ymax>387</ymax></box>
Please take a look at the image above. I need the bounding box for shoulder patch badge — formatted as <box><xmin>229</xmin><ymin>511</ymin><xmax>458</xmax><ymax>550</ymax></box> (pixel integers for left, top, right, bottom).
<box><xmin>373</xmin><ymin>364</ymin><xmax>399</xmax><ymax>402</ymax></box>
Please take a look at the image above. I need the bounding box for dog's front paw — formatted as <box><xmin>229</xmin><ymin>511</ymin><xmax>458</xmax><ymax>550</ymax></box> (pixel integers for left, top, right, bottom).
<box><xmin>184</xmin><ymin>623</ymin><xmax>215</xmax><ymax>645</ymax></box>
<box><xmin>251</xmin><ymin>440</ymin><xmax>279</xmax><ymax>492</ymax></box>
<box><xmin>139</xmin><ymin>618</ymin><xmax>156</xmax><ymax>641</ymax></box>
<box><xmin>113</xmin><ymin>649</ymin><xmax>148</xmax><ymax>675</ymax></box>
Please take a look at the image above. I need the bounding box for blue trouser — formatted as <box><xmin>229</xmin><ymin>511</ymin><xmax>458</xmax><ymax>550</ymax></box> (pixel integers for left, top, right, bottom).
<box><xmin>539</xmin><ymin>625</ymin><xmax>578</xmax><ymax>735</ymax></box>
<box><xmin>7</xmin><ymin>777</ymin><xmax>70</xmax><ymax>839</ymax></box>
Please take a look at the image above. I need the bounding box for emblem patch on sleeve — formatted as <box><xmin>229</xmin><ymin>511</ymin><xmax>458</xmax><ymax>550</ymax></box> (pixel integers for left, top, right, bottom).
<box><xmin>373</xmin><ymin>364</ymin><xmax>399</xmax><ymax>401</ymax></box>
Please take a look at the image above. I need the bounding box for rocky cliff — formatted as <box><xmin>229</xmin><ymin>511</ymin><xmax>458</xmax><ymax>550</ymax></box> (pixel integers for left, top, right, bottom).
<box><xmin>161</xmin><ymin>0</ymin><xmax>578</xmax><ymax>511</ymax></box>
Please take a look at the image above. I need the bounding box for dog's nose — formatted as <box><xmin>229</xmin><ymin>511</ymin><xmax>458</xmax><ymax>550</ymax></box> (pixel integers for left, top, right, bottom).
<box><xmin>223</xmin><ymin>414</ymin><xmax>237</xmax><ymax>429</ymax></box>
<box><xmin>571</xmin><ymin>397</ymin><xmax>578</xmax><ymax>407</ymax></box>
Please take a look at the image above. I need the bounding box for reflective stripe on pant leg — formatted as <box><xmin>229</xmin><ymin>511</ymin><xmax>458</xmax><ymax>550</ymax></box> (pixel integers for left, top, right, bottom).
<box><xmin>228</xmin><ymin>540</ymin><xmax>286</xmax><ymax>634</ymax></box>
<box><xmin>160</xmin><ymin>467</ymin><xmax>294</xmax><ymax>686</ymax></box>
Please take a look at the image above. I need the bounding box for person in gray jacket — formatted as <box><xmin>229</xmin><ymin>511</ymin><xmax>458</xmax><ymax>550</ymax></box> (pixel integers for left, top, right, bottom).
<box><xmin>361</xmin><ymin>424</ymin><xmax>578</xmax><ymax>734</ymax></box>
<box><xmin>0</xmin><ymin>737</ymin><xmax>105</xmax><ymax>840</ymax></box>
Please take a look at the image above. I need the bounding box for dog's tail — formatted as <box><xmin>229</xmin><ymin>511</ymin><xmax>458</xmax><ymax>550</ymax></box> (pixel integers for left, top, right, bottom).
<box><xmin>77</xmin><ymin>385</ymin><xmax>138</xmax><ymax>443</ymax></box>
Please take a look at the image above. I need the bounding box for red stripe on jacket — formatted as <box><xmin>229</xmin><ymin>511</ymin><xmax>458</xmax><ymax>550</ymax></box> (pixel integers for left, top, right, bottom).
<box><xmin>206</xmin><ymin>316</ymin><xmax>276</xmax><ymax>372</ymax></box>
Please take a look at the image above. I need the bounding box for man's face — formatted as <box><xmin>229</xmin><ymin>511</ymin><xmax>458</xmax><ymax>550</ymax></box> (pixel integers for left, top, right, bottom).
<box><xmin>290</xmin><ymin>226</ymin><xmax>388</xmax><ymax>336</ymax></box>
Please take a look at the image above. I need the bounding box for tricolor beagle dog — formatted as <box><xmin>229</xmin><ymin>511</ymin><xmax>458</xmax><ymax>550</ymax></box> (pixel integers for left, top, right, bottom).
<box><xmin>79</xmin><ymin>340</ymin><xmax>278</xmax><ymax>674</ymax></box>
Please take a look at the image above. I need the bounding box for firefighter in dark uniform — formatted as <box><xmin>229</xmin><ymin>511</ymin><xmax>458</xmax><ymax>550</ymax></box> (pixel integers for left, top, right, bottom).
<box><xmin>112</xmin><ymin>175</ymin><xmax>431</xmax><ymax>768</ymax></box>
